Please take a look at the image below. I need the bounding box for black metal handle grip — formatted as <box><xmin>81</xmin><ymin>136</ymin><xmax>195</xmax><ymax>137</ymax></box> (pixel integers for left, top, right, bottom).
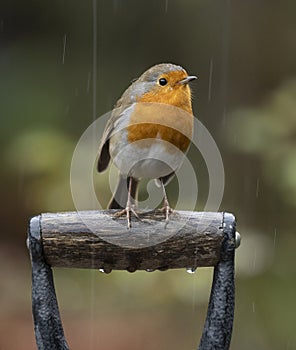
<box><xmin>28</xmin><ymin>216</ymin><xmax>70</xmax><ymax>350</ymax></box>
<box><xmin>198</xmin><ymin>212</ymin><xmax>236</xmax><ymax>350</ymax></box>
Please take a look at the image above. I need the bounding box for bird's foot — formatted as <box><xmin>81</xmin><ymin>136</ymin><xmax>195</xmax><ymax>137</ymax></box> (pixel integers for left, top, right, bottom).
<box><xmin>158</xmin><ymin>201</ymin><xmax>174</xmax><ymax>228</ymax></box>
<box><xmin>114</xmin><ymin>206</ymin><xmax>140</xmax><ymax>229</ymax></box>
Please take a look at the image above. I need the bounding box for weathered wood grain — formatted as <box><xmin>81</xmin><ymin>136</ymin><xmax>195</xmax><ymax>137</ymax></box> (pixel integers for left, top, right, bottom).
<box><xmin>39</xmin><ymin>210</ymin><xmax>225</xmax><ymax>271</ymax></box>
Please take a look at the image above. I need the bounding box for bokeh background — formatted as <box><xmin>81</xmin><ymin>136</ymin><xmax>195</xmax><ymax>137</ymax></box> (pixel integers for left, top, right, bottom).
<box><xmin>1</xmin><ymin>1</ymin><xmax>296</xmax><ymax>349</ymax></box>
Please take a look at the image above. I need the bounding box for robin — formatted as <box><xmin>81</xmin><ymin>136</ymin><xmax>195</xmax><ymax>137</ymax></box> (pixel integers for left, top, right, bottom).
<box><xmin>97</xmin><ymin>63</ymin><xmax>196</xmax><ymax>228</ymax></box>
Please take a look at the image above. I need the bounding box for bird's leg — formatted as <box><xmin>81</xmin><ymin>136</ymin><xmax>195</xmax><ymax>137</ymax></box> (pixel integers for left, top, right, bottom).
<box><xmin>125</xmin><ymin>177</ymin><xmax>141</xmax><ymax>228</ymax></box>
<box><xmin>159</xmin><ymin>178</ymin><xmax>174</xmax><ymax>227</ymax></box>
<box><xmin>125</xmin><ymin>177</ymin><xmax>133</xmax><ymax>228</ymax></box>
<box><xmin>114</xmin><ymin>177</ymin><xmax>139</xmax><ymax>229</ymax></box>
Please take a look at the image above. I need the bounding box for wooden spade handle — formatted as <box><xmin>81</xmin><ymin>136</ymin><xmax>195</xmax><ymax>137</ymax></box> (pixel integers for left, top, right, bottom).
<box><xmin>34</xmin><ymin>210</ymin><xmax>230</xmax><ymax>272</ymax></box>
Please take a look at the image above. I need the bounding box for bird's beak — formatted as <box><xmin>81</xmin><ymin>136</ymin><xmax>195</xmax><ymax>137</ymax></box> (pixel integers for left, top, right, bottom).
<box><xmin>178</xmin><ymin>75</ymin><xmax>197</xmax><ymax>85</ymax></box>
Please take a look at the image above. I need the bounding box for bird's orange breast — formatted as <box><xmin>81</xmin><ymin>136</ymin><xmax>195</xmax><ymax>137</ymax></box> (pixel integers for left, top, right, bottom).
<box><xmin>127</xmin><ymin>101</ymin><xmax>193</xmax><ymax>153</ymax></box>
<box><xmin>128</xmin><ymin>79</ymin><xmax>193</xmax><ymax>152</ymax></box>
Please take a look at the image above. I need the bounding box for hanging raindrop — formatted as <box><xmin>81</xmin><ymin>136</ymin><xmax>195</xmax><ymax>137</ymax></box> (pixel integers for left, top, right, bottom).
<box><xmin>186</xmin><ymin>267</ymin><xmax>197</xmax><ymax>274</ymax></box>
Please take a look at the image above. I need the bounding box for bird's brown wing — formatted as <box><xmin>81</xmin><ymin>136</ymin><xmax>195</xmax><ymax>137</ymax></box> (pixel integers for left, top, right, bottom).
<box><xmin>97</xmin><ymin>80</ymin><xmax>140</xmax><ymax>172</ymax></box>
<box><xmin>97</xmin><ymin>95</ymin><xmax>130</xmax><ymax>172</ymax></box>
<box><xmin>97</xmin><ymin>139</ymin><xmax>110</xmax><ymax>172</ymax></box>
<box><xmin>97</xmin><ymin>111</ymin><xmax>120</xmax><ymax>172</ymax></box>
<box><xmin>97</xmin><ymin>114</ymin><xmax>114</xmax><ymax>172</ymax></box>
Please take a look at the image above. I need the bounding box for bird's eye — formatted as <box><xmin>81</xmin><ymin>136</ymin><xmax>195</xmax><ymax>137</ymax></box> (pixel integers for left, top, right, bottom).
<box><xmin>158</xmin><ymin>78</ymin><xmax>168</xmax><ymax>86</ymax></box>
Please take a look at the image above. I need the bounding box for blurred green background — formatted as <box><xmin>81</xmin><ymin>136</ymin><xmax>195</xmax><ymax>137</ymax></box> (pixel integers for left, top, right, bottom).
<box><xmin>1</xmin><ymin>1</ymin><xmax>296</xmax><ymax>349</ymax></box>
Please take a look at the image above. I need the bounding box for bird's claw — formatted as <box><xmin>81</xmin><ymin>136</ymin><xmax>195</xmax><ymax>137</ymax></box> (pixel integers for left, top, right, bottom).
<box><xmin>114</xmin><ymin>206</ymin><xmax>140</xmax><ymax>229</ymax></box>
<box><xmin>158</xmin><ymin>201</ymin><xmax>174</xmax><ymax>228</ymax></box>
